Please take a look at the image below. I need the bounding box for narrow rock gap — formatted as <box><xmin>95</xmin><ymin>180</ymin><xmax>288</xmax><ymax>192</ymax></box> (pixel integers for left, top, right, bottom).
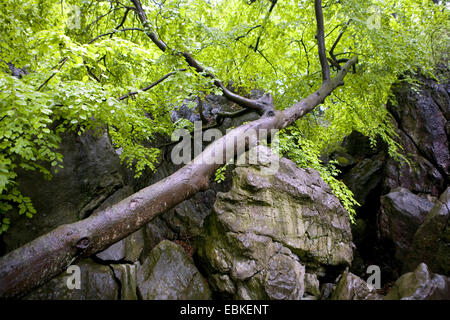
<box><xmin>108</xmin><ymin>265</ymin><xmax>122</xmax><ymax>300</ymax></box>
<box><xmin>90</xmin><ymin>255</ymin><xmax>135</xmax><ymax>266</ymax></box>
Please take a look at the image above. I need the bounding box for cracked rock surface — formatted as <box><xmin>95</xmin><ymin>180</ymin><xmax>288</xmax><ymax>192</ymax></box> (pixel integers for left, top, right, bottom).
<box><xmin>136</xmin><ymin>240</ymin><xmax>211</xmax><ymax>300</ymax></box>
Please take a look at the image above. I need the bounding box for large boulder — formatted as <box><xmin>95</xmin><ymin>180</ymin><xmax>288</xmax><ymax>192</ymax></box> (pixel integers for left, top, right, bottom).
<box><xmin>330</xmin><ymin>271</ymin><xmax>383</xmax><ymax>300</ymax></box>
<box><xmin>136</xmin><ymin>240</ymin><xmax>211</xmax><ymax>300</ymax></box>
<box><xmin>204</xmin><ymin>231</ymin><xmax>306</xmax><ymax>300</ymax></box>
<box><xmin>405</xmin><ymin>187</ymin><xmax>450</xmax><ymax>274</ymax></box>
<box><xmin>385</xmin><ymin>263</ymin><xmax>450</xmax><ymax>300</ymax></box>
<box><xmin>379</xmin><ymin>188</ymin><xmax>435</xmax><ymax>261</ymax></box>
<box><xmin>383</xmin><ymin>125</ymin><xmax>445</xmax><ymax>197</ymax></box>
<box><xmin>197</xmin><ymin>146</ymin><xmax>354</xmax><ymax>299</ymax></box>
<box><xmin>2</xmin><ymin>132</ymin><xmax>125</xmax><ymax>253</ymax></box>
<box><xmin>374</xmin><ymin>68</ymin><xmax>449</xmax><ymax>197</ymax></box>
<box><xmin>383</xmin><ymin>68</ymin><xmax>449</xmax><ymax>197</ymax></box>
<box><xmin>387</xmin><ymin>75</ymin><xmax>450</xmax><ymax>180</ymax></box>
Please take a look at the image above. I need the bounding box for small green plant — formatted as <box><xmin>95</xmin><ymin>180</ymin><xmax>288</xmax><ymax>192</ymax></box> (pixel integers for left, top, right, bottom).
<box><xmin>214</xmin><ymin>160</ymin><xmax>232</xmax><ymax>183</ymax></box>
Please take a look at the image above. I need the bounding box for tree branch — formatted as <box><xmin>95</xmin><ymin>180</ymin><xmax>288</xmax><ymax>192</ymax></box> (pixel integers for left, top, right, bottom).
<box><xmin>234</xmin><ymin>25</ymin><xmax>262</xmax><ymax>41</ymax></box>
<box><xmin>87</xmin><ymin>7</ymin><xmax>122</xmax><ymax>30</ymax></box>
<box><xmin>216</xmin><ymin>108</ymin><xmax>252</xmax><ymax>121</ymax></box>
<box><xmin>129</xmin><ymin>0</ymin><xmax>274</xmax><ymax>116</ymax></box>
<box><xmin>83</xmin><ymin>60</ymin><xmax>102</xmax><ymax>83</ymax></box>
<box><xmin>114</xmin><ymin>7</ymin><xmax>131</xmax><ymax>32</ymax></box>
<box><xmin>118</xmin><ymin>69</ymin><xmax>186</xmax><ymax>100</ymax></box>
<box><xmin>88</xmin><ymin>27</ymin><xmax>145</xmax><ymax>44</ymax></box>
<box><xmin>236</xmin><ymin>38</ymin><xmax>277</xmax><ymax>73</ymax></box>
<box><xmin>156</xmin><ymin>106</ymin><xmax>253</xmax><ymax>150</ymax></box>
<box><xmin>37</xmin><ymin>57</ymin><xmax>68</xmax><ymax>91</ymax></box>
<box><xmin>282</xmin><ymin>56</ymin><xmax>357</xmax><ymax>125</ymax></box>
<box><xmin>130</xmin><ymin>0</ymin><xmax>167</xmax><ymax>51</ymax></box>
<box><xmin>314</xmin><ymin>0</ymin><xmax>331</xmax><ymax>82</ymax></box>
<box><xmin>300</xmin><ymin>35</ymin><xmax>310</xmax><ymax>74</ymax></box>
<box><xmin>252</xmin><ymin>0</ymin><xmax>278</xmax><ymax>52</ymax></box>
<box><xmin>329</xmin><ymin>20</ymin><xmax>351</xmax><ymax>70</ymax></box>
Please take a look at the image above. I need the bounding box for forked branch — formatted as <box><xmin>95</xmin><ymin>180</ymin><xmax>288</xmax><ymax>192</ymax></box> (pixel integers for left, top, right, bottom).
<box><xmin>130</xmin><ymin>0</ymin><xmax>275</xmax><ymax>116</ymax></box>
<box><xmin>314</xmin><ymin>0</ymin><xmax>331</xmax><ymax>82</ymax></box>
<box><xmin>118</xmin><ymin>69</ymin><xmax>186</xmax><ymax>100</ymax></box>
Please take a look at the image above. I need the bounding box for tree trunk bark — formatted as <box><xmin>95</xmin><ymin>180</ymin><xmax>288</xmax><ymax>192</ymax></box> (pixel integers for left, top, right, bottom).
<box><xmin>0</xmin><ymin>57</ymin><xmax>357</xmax><ymax>299</ymax></box>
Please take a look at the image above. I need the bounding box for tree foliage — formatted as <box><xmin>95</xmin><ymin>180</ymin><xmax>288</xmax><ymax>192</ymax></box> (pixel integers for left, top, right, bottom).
<box><xmin>0</xmin><ymin>0</ymin><xmax>448</xmax><ymax>232</ymax></box>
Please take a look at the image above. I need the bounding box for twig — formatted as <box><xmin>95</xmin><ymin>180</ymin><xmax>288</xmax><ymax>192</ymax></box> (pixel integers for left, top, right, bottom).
<box><xmin>37</xmin><ymin>57</ymin><xmax>68</xmax><ymax>91</ymax></box>
<box><xmin>235</xmin><ymin>25</ymin><xmax>262</xmax><ymax>41</ymax></box>
<box><xmin>88</xmin><ymin>27</ymin><xmax>145</xmax><ymax>44</ymax></box>
<box><xmin>253</xmin><ymin>0</ymin><xmax>278</xmax><ymax>52</ymax></box>
<box><xmin>300</xmin><ymin>36</ymin><xmax>310</xmax><ymax>74</ymax></box>
<box><xmin>118</xmin><ymin>69</ymin><xmax>186</xmax><ymax>100</ymax></box>
<box><xmin>130</xmin><ymin>0</ymin><xmax>275</xmax><ymax>116</ymax></box>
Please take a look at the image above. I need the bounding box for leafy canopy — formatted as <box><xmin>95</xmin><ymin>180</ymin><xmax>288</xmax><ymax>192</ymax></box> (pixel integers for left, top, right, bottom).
<box><xmin>0</xmin><ymin>0</ymin><xmax>448</xmax><ymax>231</ymax></box>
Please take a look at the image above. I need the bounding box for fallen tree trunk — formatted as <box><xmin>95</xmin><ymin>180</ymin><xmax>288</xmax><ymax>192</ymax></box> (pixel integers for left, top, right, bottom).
<box><xmin>0</xmin><ymin>57</ymin><xmax>357</xmax><ymax>298</ymax></box>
